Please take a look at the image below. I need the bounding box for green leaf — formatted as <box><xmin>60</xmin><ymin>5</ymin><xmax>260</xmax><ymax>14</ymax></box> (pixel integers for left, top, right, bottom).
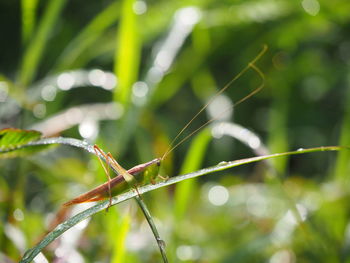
<box><xmin>0</xmin><ymin>128</ymin><xmax>48</xmax><ymax>158</ymax></box>
<box><xmin>0</xmin><ymin>128</ymin><xmax>41</xmax><ymax>148</ymax></box>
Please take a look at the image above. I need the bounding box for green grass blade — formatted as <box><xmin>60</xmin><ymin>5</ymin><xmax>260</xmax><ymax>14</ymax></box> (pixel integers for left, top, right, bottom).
<box><xmin>134</xmin><ymin>196</ymin><xmax>168</xmax><ymax>263</ymax></box>
<box><xmin>21</xmin><ymin>0</ymin><xmax>39</xmax><ymax>44</ymax></box>
<box><xmin>174</xmin><ymin>128</ymin><xmax>211</xmax><ymax>220</ymax></box>
<box><xmin>334</xmin><ymin>84</ymin><xmax>350</xmax><ymax>183</ymax></box>
<box><xmin>114</xmin><ymin>0</ymin><xmax>140</xmax><ymax>106</ymax></box>
<box><xmin>18</xmin><ymin>0</ymin><xmax>67</xmax><ymax>87</ymax></box>
<box><xmin>54</xmin><ymin>1</ymin><xmax>120</xmax><ymax>71</ymax></box>
<box><xmin>110</xmin><ymin>211</ymin><xmax>130</xmax><ymax>263</ymax></box>
<box><xmin>19</xmin><ymin>145</ymin><xmax>345</xmax><ymax>263</ymax></box>
<box><xmin>267</xmin><ymin>82</ymin><xmax>291</xmax><ymax>174</ymax></box>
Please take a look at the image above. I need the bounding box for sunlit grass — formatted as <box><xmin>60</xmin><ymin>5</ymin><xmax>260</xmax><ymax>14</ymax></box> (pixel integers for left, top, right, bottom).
<box><xmin>1</xmin><ymin>0</ymin><xmax>350</xmax><ymax>262</ymax></box>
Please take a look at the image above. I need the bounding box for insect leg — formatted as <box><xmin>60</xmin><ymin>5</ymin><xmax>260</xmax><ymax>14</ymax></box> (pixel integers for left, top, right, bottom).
<box><xmin>93</xmin><ymin>145</ymin><xmax>113</xmax><ymax>209</ymax></box>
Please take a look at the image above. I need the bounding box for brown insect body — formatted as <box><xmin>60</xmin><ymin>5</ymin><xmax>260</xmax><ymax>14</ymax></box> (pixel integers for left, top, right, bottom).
<box><xmin>64</xmin><ymin>158</ymin><xmax>161</xmax><ymax>206</ymax></box>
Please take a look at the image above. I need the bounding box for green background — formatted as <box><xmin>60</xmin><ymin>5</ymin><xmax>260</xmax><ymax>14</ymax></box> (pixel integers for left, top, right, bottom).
<box><xmin>1</xmin><ymin>0</ymin><xmax>350</xmax><ymax>262</ymax></box>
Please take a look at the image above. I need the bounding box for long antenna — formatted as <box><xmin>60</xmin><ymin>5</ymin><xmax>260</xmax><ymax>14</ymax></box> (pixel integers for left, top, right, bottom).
<box><xmin>161</xmin><ymin>45</ymin><xmax>268</xmax><ymax>161</ymax></box>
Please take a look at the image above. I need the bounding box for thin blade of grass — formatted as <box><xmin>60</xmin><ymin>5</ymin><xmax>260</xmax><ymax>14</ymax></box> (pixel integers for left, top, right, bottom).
<box><xmin>21</xmin><ymin>0</ymin><xmax>39</xmax><ymax>44</ymax></box>
<box><xmin>53</xmin><ymin>1</ymin><xmax>120</xmax><ymax>71</ymax></box>
<box><xmin>18</xmin><ymin>0</ymin><xmax>67</xmax><ymax>87</ymax></box>
<box><xmin>134</xmin><ymin>196</ymin><xmax>168</xmax><ymax>263</ymax></box>
<box><xmin>110</xmin><ymin>210</ymin><xmax>130</xmax><ymax>263</ymax></box>
<box><xmin>19</xmin><ymin>145</ymin><xmax>345</xmax><ymax>263</ymax></box>
<box><xmin>114</xmin><ymin>0</ymin><xmax>140</xmax><ymax>106</ymax></box>
<box><xmin>267</xmin><ymin>81</ymin><xmax>291</xmax><ymax>173</ymax></box>
<box><xmin>334</xmin><ymin>84</ymin><xmax>350</xmax><ymax>183</ymax></box>
<box><xmin>174</xmin><ymin>128</ymin><xmax>211</xmax><ymax>220</ymax></box>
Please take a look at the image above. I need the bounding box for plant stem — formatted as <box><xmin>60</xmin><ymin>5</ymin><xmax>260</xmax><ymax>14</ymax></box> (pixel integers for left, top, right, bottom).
<box><xmin>134</xmin><ymin>195</ymin><xmax>168</xmax><ymax>263</ymax></box>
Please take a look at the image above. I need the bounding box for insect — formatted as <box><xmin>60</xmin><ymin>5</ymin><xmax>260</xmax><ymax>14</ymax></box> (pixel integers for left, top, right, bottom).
<box><xmin>63</xmin><ymin>146</ymin><xmax>162</xmax><ymax>206</ymax></box>
<box><xmin>63</xmin><ymin>45</ymin><xmax>267</xmax><ymax>207</ymax></box>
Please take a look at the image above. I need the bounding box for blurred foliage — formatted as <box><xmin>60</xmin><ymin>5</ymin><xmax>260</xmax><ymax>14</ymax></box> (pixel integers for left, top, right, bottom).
<box><xmin>1</xmin><ymin>0</ymin><xmax>350</xmax><ymax>262</ymax></box>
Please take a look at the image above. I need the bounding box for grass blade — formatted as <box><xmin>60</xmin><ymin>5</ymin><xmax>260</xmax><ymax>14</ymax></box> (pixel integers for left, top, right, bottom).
<box><xmin>53</xmin><ymin>1</ymin><xmax>120</xmax><ymax>71</ymax></box>
<box><xmin>114</xmin><ymin>0</ymin><xmax>140</xmax><ymax>106</ymax></box>
<box><xmin>18</xmin><ymin>0</ymin><xmax>67</xmax><ymax>87</ymax></box>
<box><xmin>21</xmin><ymin>0</ymin><xmax>39</xmax><ymax>44</ymax></box>
<box><xmin>134</xmin><ymin>196</ymin><xmax>168</xmax><ymax>263</ymax></box>
<box><xmin>110</xmin><ymin>211</ymin><xmax>130</xmax><ymax>263</ymax></box>
<box><xmin>334</xmin><ymin>84</ymin><xmax>350</xmax><ymax>182</ymax></box>
<box><xmin>174</xmin><ymin>128</ymin><xmax>211</xmax><ymax>220</ymax></box>
<box><xmin>19</xmin><ymin>145</ymin><xmax>345</xmax><ymax>262</ymax></box>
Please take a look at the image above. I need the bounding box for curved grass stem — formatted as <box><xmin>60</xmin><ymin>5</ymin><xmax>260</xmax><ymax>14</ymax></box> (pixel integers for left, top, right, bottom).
<box><xmin>19</xmin><ymin>145</ymin><xmax>347</xmax><ymax>263</ymax></box>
